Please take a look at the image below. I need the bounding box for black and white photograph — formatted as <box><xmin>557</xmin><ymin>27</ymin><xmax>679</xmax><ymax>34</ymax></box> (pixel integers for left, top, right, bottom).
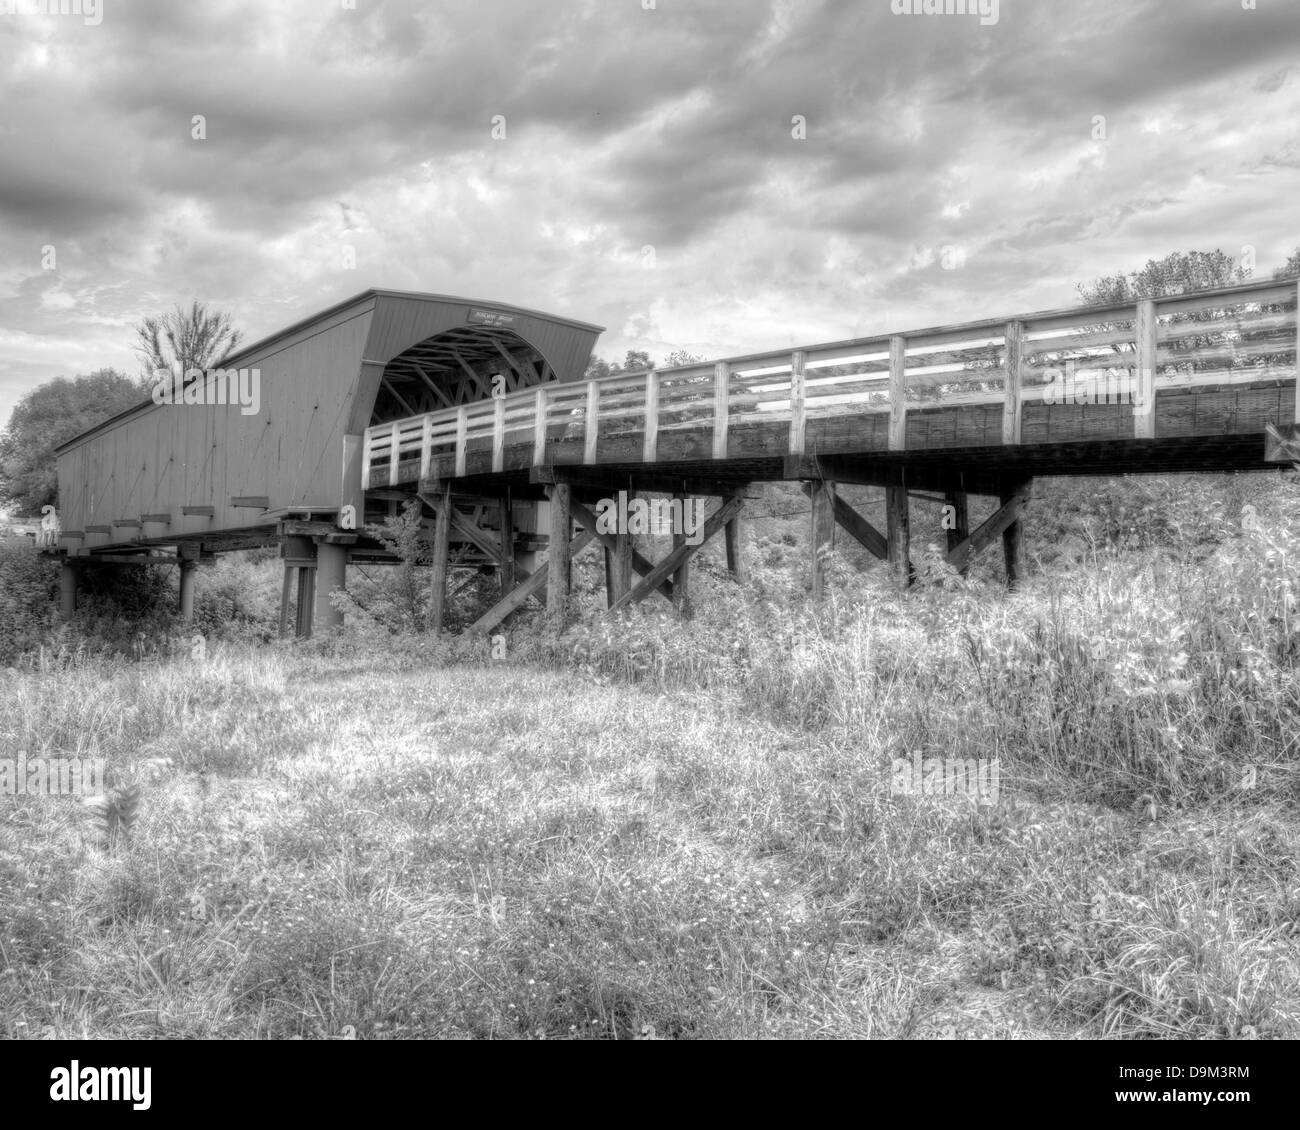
<box><xmin>0</xmin><ymin>0</ymin><xmax>1297</xmax><ymax>1093</ymax></box>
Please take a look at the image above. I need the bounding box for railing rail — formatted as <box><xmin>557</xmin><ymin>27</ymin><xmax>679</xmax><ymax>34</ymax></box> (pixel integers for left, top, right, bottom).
<box><xmin>362</xmin><ymin>277</ymin><xmax>1300</xmax><ymax>487</ymax></box>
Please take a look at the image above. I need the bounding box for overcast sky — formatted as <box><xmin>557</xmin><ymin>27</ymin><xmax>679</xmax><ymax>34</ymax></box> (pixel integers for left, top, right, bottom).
<box><xmin>1</xmin><ymin>0</ymin><xmax>1298</xmax><ymax>428</ymax></box>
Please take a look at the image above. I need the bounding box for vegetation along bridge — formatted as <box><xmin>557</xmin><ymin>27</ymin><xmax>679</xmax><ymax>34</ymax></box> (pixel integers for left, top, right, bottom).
<box><xmin>51</xmin><ymin>277</ymin><xmax>1300</xmax><ymax>636</ymax></box>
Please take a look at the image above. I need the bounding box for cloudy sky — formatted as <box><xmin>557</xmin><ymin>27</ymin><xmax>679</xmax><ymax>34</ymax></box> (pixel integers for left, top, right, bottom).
<box><xmin>1</xmin><ymin>0</ymin><xmax>1297</xmax><ymax>428</ymax></box>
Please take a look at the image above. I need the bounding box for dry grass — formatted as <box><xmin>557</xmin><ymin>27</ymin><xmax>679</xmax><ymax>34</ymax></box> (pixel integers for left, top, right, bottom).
<box><xmin>1</xmin><ymin>478</ymin><xmax>1298</xmax><ymax>1039</ymax></box>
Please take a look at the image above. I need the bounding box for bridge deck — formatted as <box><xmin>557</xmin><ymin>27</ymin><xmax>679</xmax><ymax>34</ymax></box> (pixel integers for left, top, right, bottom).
<box><xmin>363</xmin><ymin>278</ymin><xmax>1300</xmax><ymax>491</ymax></box>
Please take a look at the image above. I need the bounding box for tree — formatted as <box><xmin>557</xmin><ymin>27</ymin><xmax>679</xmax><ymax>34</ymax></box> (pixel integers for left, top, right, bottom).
<box><xmin>1076</xmin><ymin>249</ymin><xmax>1248</xmax><ymax>306</ymax></box>
<box><xmin>1274</xmin><ymin>247</ymin><xmax>1300</xmax><ymax>280</ymax></box>
<box><xmin>623</xmin><ymin>350</ymin><xmax>653</xmax><ymax>373</ymax></box>
<box><xmin>135</xmin><ymin>300</ymin><xmax>243</xmax><ymax>383</ymax></box>
<box><xmin>662</xmin><ymin>350</ymin><xmax>704</xmax><ymax>368</ymax></box>
<box><xmin>0</xmin><ymin>369</ymin><xmax>149</xmax><ymax>515</ymax></box>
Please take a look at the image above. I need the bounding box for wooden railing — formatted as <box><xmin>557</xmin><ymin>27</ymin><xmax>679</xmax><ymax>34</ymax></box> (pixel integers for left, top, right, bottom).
<box><xmin>362</xmin><ymin>278</ymin><xmax>1300</xmax><ymax>488</ymax></box>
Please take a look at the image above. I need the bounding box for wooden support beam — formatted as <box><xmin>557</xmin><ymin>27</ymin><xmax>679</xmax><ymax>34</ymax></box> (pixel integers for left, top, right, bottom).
<box><xmin>1134</xmin><ymin>298</ymin><xmax>1157</xmax><ymax>439</ymax></box>
<box><xmin>499</xmin><ymin>490</ymin><xmax>515</xmax><ymax>597</ymax></box>
<box><xmin>182</xmin><ymin>506</ymin><xmax>215</xmax><ymax>518</ymax></box>
<box><xmin>724</xmin><ymin>506</ymin><xmax>746</xmax><ymax>581</ymax></box>
<box><xmin>801</xmin><ymin>483</ymin><xmax>887</xmax><ymax>559</ymax></box>
<box><xmin>382</xmin><ymin>377</ymin><xmax>417</xmax><ymax>418</ymax></box>
<box><xmin>946</xmin><ymin>480</ymin><xmax>1031</xmax><ymax>573</ymax></box>
<box><xmin>469</xmin><ymin>526</ymin><xmax>596</xmax><ymax>635</ymax></box>
<box><xmin>546</xmin><ymin>482</ymin><xmax>572</xmax><ymax>631</ymax></box>
<box><xmin>608</xmin><ymin>494</ymin><xmax>744</xmax><ymax>613</ymax></box>
<box><xmin>454</xmin><ymin>406</ymin><xmax>468</xmax><ymax>478</ymax></box>
<box><xmin>141</xmin><ymin>513</ymin><xmax>171</xmax><ymax>525</ymax></box>
<box><xmin>810</xmin><ymin>479</ymin><xmax>835</xmax><ymax>602</ymax></box>
<box><xmin>569</xmin><ymin>499</ymin><xmax>674</xmax><ymax>603</ymax></box>
<box><xmin>672</xmin><ymin>491</ymin><xmax>693</xmax><ymax>618</ymax></box>
<box><xmin>278</xmin><ymin>566</ymin><xmax>293</xmax><ymax>637</ymax></box>
<box><xmin>789</xmin><ymin>350</ymin><xmax>806</xmax><ymax>455</ymax></box>
<box><xmin>889</xmin><ymin>336</ymin><xmax>908</xmax><ymax>451</ymax></box>
<box><xmin>886</xmin><ymin>467</ymin><xmax>913</xmax><ymax>589</ymax></box>
<box><xmin>1001</xmin><ymin>477</ymin><xmax>1027</xmax><ymax>590</ymax></box>
<box><xmin>944</xmin><ymin>485</ymin><xmax>970</xmax><ymax>569</ymax></box>
<box><xmin>430</xmin><ymin>483</ymin><xmax>452</xmax><ymax>634</ymax></box>
<box><xmin>410</xmin><ymin>361</ymin><xmax>453</xmax><ymax>409</ymax></box>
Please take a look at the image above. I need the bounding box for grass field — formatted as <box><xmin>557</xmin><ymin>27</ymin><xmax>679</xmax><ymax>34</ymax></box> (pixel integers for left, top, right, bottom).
<box><xmin>3</xmin><ymin>476</ymin><xmax>1299</xmax><ymax>1039</ymax></box>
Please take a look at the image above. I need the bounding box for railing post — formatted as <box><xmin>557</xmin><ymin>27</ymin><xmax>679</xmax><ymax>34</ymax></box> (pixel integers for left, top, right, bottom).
<box><xmin>455</xmin><ymin>405</ymin><xmax>468</xmax><ymax>478</ymax></box>
<box><xmin>643</xmin><ymin>371</ymin><xmax>659</xmax><ymax>462</ymax></box>
<box><xmin>387</xmin><ymin>421</ymin><xmax>399</xmax><ymax>487</ymax></box>
<box><xmin>889</xmin><ymin>335</ymin><xmax>907</xmax><ymax>451</ymax></box>
<box><xmin>1134</xmin><ymin>299</ymin><xmax>1156</xmax><ymax>439</ymax></box>
<box><xmin>789</xmin><ymin>350</ymin><xmax>806</xmax><ymax>455</ymax></box>
<box><xmin>713</xmin><ymin>362</ymin><xmax>729</xmax><ymax>460</ymax></box>
<box><xmin>419</xmin><ymin>415</ymin><xmax>433</xmax><ymax>481</ymax></box>
<box><xmin>533</xmin><ymin>386</ymin><xmax>547</xmax><ymax>467</ymax></box>
<box><xmin>1003</xmin><ymin>321</ymin><xmax>1023</xmax><ymax>445</ymax></box>
<box><xmin>584</xmin><ymin>380</ymin><xmax>600</xmax><ymax>464</ymax></box>
<box><xmin>492</xmin><ymin>397</ymin><xmax>506</xmax><ymax>472</ymax></box>
<box><xmin>361</xmin><ymin>432</ymin><xmax>372</xmax><ymax>492</ymax></box>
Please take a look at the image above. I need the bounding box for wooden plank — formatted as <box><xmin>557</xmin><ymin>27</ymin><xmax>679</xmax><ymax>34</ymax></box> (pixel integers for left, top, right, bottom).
<box><xmin>546</xmin><ymin>483</ymin><xmax>572</xmax><ymax>631</ymax></box>
<box><xmin>429</xmin><ymin>483</ymin><xmax>451</xmax><ymax>634</ymax></box>
<box><xmin>608</xmin><ymin>494</ymin><xmax>744</xmax><ymax>612</ymax></box>
<box><xmin>141</xmin><ymin>513</ymin><xmax>171</xmax><ymax>524</ymax></box>
<box><xmin>1134</xmin><ymin>299</ymin><xmax>1157</xmax><ymax>439</ymax></box>
<box><xmin>533</xmin><ymin>386</ymin><xmax>548</xmax><ymax>467</ymax></box>
<box><xmin>713</xmin><ymin>362</ymin><xmax>729</xmax><ymax>460</ymax></box>
<box><xmin>455</xmin><ymin>406</ymin><xmax>468</xmax><ymax>478</ymax></box>
<box><xmin>230</xmin><ymin>497</ymin><xmax>270</xmax><ymax>508</ymax></box>
<box><xmin>469</xmin><ymin>526</ymin><xmax>595</xmax><ymax>634</ymax></box>
<box><xmin>810</xmin><ymin>480</ymin><xmax>834</xmax><ymax>602</ymax></box>
<box><xmin>584</xmin><ymin>380</ymin><xmax>600</xmax><ymax>464</ymax></box>
<box><xmin>643</xmin><ymin>371</ymin><xmax>659</xmax><ymax>462</ymax></box>
<box><xmin>1003</xmin><ymin>321</ymin><xmax>1023</xmax><ymax>445</ymax></box>
<box><xmin>789</xmin><ymin>350</ymin><xmax>806</xmax><ymax>455</ymax></box>
<box><xmin>946</xmin><ymin>482</ymin><xmax>1030</xmax><ymax>572</ymax></box>
<box><xmin>889</xmin><ymin>336</ymin><xmax>907</xmax><ymax>451</ymax></box>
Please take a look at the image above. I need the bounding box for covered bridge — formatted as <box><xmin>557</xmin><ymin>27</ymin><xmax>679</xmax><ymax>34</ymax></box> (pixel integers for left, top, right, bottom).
<box><xmin>52</xmin><ymin>290</ymin><xmax>604</xmax><ymax>634</ymax></box>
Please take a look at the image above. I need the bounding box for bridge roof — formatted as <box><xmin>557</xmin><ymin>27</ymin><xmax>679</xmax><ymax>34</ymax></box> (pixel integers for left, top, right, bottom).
<box><xmin>56</xmin><ymin>290</ymin><xmax>606</xmax><ymax>454</ymax></box>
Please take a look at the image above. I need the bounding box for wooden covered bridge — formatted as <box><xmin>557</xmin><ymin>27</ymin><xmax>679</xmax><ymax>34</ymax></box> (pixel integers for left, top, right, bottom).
<box><xmin>51</xmin><ymin>277</ymin><xmax>1300</xmax><ymax>635</ymax></box>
